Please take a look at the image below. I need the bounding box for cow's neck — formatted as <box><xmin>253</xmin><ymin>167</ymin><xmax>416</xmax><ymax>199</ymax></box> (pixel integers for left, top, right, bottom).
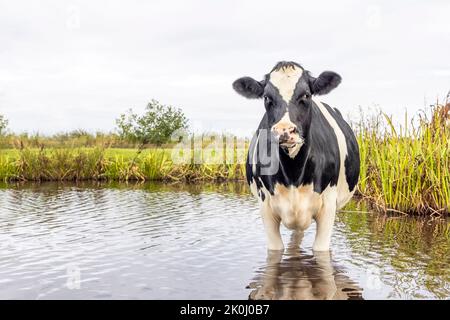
<box><xmin>277</xmin><ymin>136</ymin><xmax>311</xmax><ymax>185</ymax></box>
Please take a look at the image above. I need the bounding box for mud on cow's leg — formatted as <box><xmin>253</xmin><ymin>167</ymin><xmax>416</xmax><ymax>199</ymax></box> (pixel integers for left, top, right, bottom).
<box><xmin>261</xmin><ymin>204</ymin><xmax>284</xmax><ymax>251</ymax></box>
<box><xmin>313</xmin><ymin>189</ymin><xmax>337</xmax><ymax>251</ymax></box>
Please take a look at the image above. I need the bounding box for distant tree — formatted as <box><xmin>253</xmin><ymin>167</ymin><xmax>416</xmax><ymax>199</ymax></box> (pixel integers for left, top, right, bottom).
<box><xmin>0</xmin><ymin>114</ymin><xmax>8</xmax><ymax>136</ymax></box>
<box><xmin>116</xmin><ymin>99</ymin><xmax>189</xmax><ymax>146</ymax></box>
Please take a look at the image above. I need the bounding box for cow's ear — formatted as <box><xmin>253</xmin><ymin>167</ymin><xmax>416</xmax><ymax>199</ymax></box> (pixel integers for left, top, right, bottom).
<box><xmin>232</xmin><ymin>77</ymin><xmax>264</xmax><ymax>99</ymax></box>
<box><xmin>310</xmin><ymin>71</ymin><xmax>341</xmax><ymax>95</ymax></box>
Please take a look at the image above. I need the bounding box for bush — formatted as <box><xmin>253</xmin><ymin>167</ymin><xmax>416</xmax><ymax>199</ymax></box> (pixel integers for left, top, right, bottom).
<box><xmin>116</xmin><ymin>99</ymin><xmax>189</xmax><ymax>146</ymax></box>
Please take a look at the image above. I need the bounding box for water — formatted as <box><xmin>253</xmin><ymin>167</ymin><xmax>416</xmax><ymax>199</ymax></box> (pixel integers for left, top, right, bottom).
<box><xmin>0</xmin><ymin>182</ymin><xmax>448</xmax><ymax>300</ymax></box>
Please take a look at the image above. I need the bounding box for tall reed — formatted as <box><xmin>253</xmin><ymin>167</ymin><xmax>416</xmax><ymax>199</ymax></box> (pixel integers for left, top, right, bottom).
<box><xmin>357</xmin><ymin>105</ymin><xmax>449</xmax><ymax>215</ymax></box>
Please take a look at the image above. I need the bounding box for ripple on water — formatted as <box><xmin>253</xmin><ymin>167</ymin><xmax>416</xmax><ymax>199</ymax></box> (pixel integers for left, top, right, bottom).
<box><xmin>0</xmin><ymin>182</ymin><xmax>448</xmax><ymax>299</ymax></box>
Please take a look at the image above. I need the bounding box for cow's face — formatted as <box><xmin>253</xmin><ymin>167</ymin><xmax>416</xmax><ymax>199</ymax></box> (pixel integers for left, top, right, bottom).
<box><xmin>233</xmin><ymin>61</ymin><xmax>341</xmax><ymax>158</ymax></box>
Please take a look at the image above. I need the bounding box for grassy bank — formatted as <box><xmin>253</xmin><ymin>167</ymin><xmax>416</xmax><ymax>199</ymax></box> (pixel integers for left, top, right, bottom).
<box><xmin>0</xmin><ymin>131</ymin><xmax>137</xmax><ymax>149</ymax></box>
<box><xmin>356</xmin><ymin>107</ymin><xmax>449</xmax><ymax>215</ymax></box>
<box><xmin>1</xmin><ymin>106</ymin><xmax>449</xmax><ymax>215</ymax></box>
<box><xmin>0</xmin><ymin>147</ymin><xmax>247</xmax><ymax>182</ymax></box>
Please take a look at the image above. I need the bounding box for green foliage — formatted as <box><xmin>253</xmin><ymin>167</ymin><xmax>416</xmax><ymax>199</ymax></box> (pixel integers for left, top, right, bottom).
<box><xmin>116</xmin><ymin>99</ymin><xmax>189</xmax><ymax>146</ymax></box>
<box><xmin>12</xmin><ymin>147</ymin><xmax>107</xmax><ymax>181</ymax></box>
<box><xmin>0</xmin><ymin>130</ymin><xmax>132</xmax><ymax>149</ymax></box>
<box><xmin>0</xmin><ymin>155</ymin><xmax>18</xmax><ymax>182</ymax></box>
<box><xmin>357</xmin><ymin>104</ymin><xmax>449</xmax><ymax>215</ymax></box>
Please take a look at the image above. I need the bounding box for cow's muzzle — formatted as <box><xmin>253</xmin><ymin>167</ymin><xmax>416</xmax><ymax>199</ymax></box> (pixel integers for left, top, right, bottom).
<box><xmin>272</xmin><ymin>124</ymin><xmax>302</xmax><ymax>147</ymax></box>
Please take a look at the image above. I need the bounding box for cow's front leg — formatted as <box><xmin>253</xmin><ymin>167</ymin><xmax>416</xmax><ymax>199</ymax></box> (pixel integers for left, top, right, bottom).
<box><xmin>261</xmin><ymin>204</ymin><xmax>284</xmax><ymax>251</ymax></box>
<box><xmin>313</xmin><ymin>192</ymin><xmax>337</xmax><ymax>251</ymax></box>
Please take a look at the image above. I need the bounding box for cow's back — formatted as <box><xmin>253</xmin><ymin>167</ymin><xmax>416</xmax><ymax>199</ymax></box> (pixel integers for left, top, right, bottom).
<box><xmin>311</xmin><ymin>99</ymin><xmax>360</xmax><ymax>209</ymax></box>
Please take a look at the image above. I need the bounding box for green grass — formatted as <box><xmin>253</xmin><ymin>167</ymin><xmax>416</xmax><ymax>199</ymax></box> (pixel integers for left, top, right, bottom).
<box><xmin>356</xmin><ymin>107</ymin><xmax>449</xmax><ymax>215</ymax></box>
<box><xmin>0</xmin><ymin>146</ymin><xmax>247</xmax><ymax>182</ymax></box>
<box><xmin>1</xmin><ymin>148</ymin><xmax>165</xmax><ymax>160</ymax></box>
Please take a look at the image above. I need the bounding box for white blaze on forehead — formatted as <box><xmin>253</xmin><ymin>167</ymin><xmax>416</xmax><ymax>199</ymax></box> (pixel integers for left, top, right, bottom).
<box><xmin>269</xmin><ymin>66</ymin><xmax>304</xmax><ymax>103</ymax></box>
<box><xmin>277</xmin><ymin>111</ymin><xmax>293</xmax><ymax>125</ymax></box>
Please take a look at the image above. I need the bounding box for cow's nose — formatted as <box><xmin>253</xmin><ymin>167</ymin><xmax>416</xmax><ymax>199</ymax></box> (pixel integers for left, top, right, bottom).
<box><xmin>272</xmin><ymin>124</ymin><xmax>298</xmax><ymax>144</ymax></box>
<box><xmin>279</xmin><ymin>132</ymin><xmax>290</xmax><ymax>143</ymax></box>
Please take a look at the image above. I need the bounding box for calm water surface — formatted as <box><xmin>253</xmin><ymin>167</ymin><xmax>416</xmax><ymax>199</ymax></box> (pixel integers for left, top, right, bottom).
<box><xmin>0</xmin><ymin>182</ymin><xmax>448</xmax><ymax>299</ymax></box>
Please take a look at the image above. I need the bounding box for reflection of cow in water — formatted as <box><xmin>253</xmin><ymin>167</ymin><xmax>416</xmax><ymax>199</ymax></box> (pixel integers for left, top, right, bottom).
<box><xmin>247</xmin><ymin>232</ymin><xmax>363</xmax><ymax>300</ymax></box>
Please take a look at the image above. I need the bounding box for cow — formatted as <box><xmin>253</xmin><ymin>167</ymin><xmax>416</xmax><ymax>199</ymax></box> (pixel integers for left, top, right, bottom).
<box><xmin>232</xmin><ymin>61</ymin><xmax>360</xmax><ymax>251</ymax></box>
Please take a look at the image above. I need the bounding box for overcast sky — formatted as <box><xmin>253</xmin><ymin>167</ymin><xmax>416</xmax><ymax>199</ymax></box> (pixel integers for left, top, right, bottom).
<box><xmin>1</xmin><ymin>0</ymin><xmax>449</xmax><ymax>136</ymax></box>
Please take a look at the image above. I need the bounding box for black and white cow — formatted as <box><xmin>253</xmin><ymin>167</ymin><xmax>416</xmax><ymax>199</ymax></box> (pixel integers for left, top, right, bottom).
<box><xmin>233</xmin><ymin>61</ymin><xmax>360</xmax><ymax>251</ymax></box>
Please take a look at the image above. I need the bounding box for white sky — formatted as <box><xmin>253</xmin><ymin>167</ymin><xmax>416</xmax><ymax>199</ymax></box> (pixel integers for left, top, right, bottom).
<box><xmin>0</xmin><ymin>0</ymin><xmax>449</xmax><ymax>136</ymax></box>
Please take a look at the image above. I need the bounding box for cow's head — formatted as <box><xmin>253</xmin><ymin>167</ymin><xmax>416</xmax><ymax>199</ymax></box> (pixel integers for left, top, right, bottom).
<box><xmin>233</xmin><ymin>61</ymin><xmax>341</xmax><ymax>158</ymax></box>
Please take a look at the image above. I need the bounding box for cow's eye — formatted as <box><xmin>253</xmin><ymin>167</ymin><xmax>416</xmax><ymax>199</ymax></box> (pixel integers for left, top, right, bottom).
<box><xmin>296</xmin><ymin>93</ymin><xmax>311</xmax><ymax>104</ymax></box>
<box><xmin>263</xmin><ymin>95</ymin><xmax>272</xmax><ymax>104</ymax></box>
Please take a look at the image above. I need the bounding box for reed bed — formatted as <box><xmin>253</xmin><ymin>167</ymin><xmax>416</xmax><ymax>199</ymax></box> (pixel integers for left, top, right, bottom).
<box><xmin>356</xmin><ymin>105</ymin><xmax>449</xmax><ymax>215</ymax></box>
<box><xmin>0</xmin><ymin>146</ymin><xmax>247</xmax><ymax>183</ymax></box>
